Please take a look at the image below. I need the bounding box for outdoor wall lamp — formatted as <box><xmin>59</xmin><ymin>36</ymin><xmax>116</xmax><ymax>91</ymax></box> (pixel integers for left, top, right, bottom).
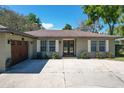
<box><xmin>8</xmin><ymin>39</ymin><xmax>12</xmax><ymax>44</ymax></box>
<box><xmin>30</xmin><ymin>41</ymin><xmax>33</xmax><ymax>44</ymax></box>
<box><xmin>22</xmin><ymin>38</ymin><xmax>24</xmax><ymax>41</ymax></box>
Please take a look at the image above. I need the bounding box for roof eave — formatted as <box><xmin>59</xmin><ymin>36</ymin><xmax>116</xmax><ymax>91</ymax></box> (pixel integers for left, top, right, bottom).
<box><xmin>0</xmin><ymin>30</ymin><xmax>37</xmax><ymax>39</ymax></box>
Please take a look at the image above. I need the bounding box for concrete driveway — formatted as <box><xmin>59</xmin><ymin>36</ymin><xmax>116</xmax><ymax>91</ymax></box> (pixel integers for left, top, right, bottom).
<box><xmin>0</xmin><ymin>59</ymin><xmax>124</xmax><ymax>88</ymax></box>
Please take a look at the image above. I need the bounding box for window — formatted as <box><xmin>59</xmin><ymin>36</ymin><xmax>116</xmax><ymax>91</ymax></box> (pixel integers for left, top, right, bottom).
<box><xmin>41</xmin><ymin>40</ymin><xmax>47</xmax><ymax>52</ymax></box>
<box><xmin>99</xmin><ymin>41</ymin><xmax>105</xmax><ymax>52</ymax></box>
<box><xmin>91</xmin><ymin>41</ymin><xmax>97</xmax><ymax>52</ymax></box>
<box><xmin>49</xmin><ymin>41</ymin><xmax>55</xmax><ymax>52</ymax></box>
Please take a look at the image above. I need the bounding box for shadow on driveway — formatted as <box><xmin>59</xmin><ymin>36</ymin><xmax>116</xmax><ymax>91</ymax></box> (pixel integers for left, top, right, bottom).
<box><xmin>5</xmin><ymin>59</ymin><xmax>48</xmax><ymax>74</ymax></box>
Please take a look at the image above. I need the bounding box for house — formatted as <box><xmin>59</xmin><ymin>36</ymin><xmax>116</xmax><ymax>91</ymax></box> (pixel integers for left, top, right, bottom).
<box><xmin>25</xmin><ymin>30</ymin><xmax>117</xmax><ymax>58</ymax></box>
<box><xmin>115</xmin><ymin>38</ymin><xmax>124</xmax><ymax>45</ymax></box>
<box><xmin>0</xmin><ymin>25</ymin><xmax>118</xmax><ymax>72</ymax></box>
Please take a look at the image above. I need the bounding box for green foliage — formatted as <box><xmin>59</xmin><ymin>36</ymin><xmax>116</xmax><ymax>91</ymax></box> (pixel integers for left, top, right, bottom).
<box><xmin>32</xmin><ymin>52</ymin><xmax>60</xmax><ymax>59</ymax></box>
<box><xmin>51</xmin><ymin>52</ymin><xmax>60</xmax><ymax>59</ymax></box>
<box><xmin>106</xmin><ymin>52</ymin><xmax>114</xmax><ymax>58</ymax></box>
<box><xmin>114</xmin><ymin>25</ymin><xmax>124</xmax><ymax>37</ymax></box>
<box><xmin>82</xmin><ymin>5</ymin><xmax>123</xmax><ymax>35</ymax></box>
<box><xmin>0</xmin><ymin>7</ymin><xmax>43</xmax><ymax>31</ymax></box>
<box><xmin>115</xmin><ymin>45</ymin><xmax>124</xmax><ymax>57</ymax></box>
<box><xmin>6</xmin><ymin>58</ymin><xmax>12</xmax><ymax>68</ymax></box>
<box><xmin>78</xmin><ymin>51</ymin><xmax>89</xmax><ymax>59</ymax></box>
<box><xmin>27</xmin><ymin>13</ymin><xmax>38</xmax><ymax>23</ymax></box>
<box><xmin>62</xmin><ymin>24</ymin><xmax>72</xmax><ymax>30</ymax></box>
<box><xmin>95</xmin><ymin>52</ymin><xmax>105</xmax><ymax>59</ymax></box>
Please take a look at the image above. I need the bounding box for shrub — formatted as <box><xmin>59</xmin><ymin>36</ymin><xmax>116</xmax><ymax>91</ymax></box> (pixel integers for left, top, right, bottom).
<box><xmin>37</xmin><ymin>52</ymin><xmax>42</xmax><ymax>59</ymax></box>
<box><xmin>32</xmin><ymin>54</ymin><xmax>37</xmax><ymax>59</ymax></box>
<box><xmin>32</xmin><ymin>52</ymin><xmax>50</xmax><ymax>59</ymax></box>
<box><xmin>106</xmin><ymin>52</ymin><xmax>114</xmax><ymax>58</ymax></box>
<box><xmin>51</xmin><ymin>52</ymin><xmax>60</xmax><ymax>59</ymax></box>
<box><xmin>42</xmin><ymin>54</ymin><xmax>50</xmax><ymax>59</ymax></box>
<box><xmin>96</xmin><ymin>52</ymin><xmax>105</xmax><ymax>59</ymax></box>
<box><xmin>78</xmin><ymin>51</ymin><xmax>89</xmax><ymax>59</ymax></box>
<box><xmin>6</xmin><ymin>58</ymin><xmax>12</xmax><ymax>68</ymax></box>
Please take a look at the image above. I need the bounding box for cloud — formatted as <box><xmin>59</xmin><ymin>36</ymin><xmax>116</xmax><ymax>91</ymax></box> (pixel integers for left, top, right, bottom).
<box><xmin>42</xmin><ymin>23</ymin><xmax>54</xmax><ymax>29</ymax></box>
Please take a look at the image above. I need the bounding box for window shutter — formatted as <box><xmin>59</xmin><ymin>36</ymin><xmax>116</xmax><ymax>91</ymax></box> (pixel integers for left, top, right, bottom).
<box><xmin>55</xmin><ymin>40</ymin><xmax>59</xmax><ymax>52</ymax></box>
<box><xmin>88</xmin><ymin>40</ymin><xmax>91</xmax><ymax>52</ymax></box>
<box><xmin>106</xmin><ymin>40</ymin><xmax>109</xmax><ymax>52</ymax></box>
<box><xmin>37</xmin><ymin>40</ymin><xmax>41</xmax><ymax>52</ymax></box>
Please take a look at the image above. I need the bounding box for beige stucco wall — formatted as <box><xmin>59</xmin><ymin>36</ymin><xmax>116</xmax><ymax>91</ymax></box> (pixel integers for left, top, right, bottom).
<box><xmin>76</xmin><ymin>37</ymin><xmax>115</xmax><ymax>57</ymax></box>
<box><xmin>0</xmin><ymin>33</ymin><xmax>36</xmax><ymax>72</ymax></box>
<box><xmin>39</xmin><ymin>37</ymin><xmax>115</xmax><ymax>58</ymax></box>
<box><xmin>38</xmin><ymin>37</ymin><xmax>78</xmax><ymax>57</ymax></box>
<box><xmin>0</xmin><ymin>34</ymin><xmax>115</xmax><ymax>72</ymax></box>
<box><xmin>0</xmin><ymin>33</ymin><xmax>6</xmax><ymax>72</ymax></box>
<box><xmin>38</xmin><ymin>37</ymin><xmax>63</xmax><ymax>57</ymax></box>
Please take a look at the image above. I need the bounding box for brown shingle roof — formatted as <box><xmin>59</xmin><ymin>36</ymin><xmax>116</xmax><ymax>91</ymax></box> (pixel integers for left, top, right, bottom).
<box><xmin>0</xmin><ymin>30</ymin><xmax>36</xmax><ymax>38</ymax></box>
<box><xmin>25</xmin><ymin>30</ymin><xmax>119</xmax><ymax>38</ymax></box>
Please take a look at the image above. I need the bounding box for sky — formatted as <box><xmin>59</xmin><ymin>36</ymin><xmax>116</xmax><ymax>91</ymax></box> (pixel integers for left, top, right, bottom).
<box><xmin>8</xmin><ymin>5</ymin><xmax>88</xmax><ymax>30</ymax></box>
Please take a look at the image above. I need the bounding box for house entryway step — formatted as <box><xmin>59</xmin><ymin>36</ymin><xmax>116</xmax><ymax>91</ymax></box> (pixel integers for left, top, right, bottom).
<box><xmin>62</xmin><ymin>57</ymin><xmax>77</xmax><ymax>59</ymax></box>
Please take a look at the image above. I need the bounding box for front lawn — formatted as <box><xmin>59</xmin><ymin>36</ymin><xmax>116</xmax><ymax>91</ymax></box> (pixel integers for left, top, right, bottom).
<box><xmin>108</xmin><ymin>57</ymin><xmax>124</xmax><ymax>61</ymax></box>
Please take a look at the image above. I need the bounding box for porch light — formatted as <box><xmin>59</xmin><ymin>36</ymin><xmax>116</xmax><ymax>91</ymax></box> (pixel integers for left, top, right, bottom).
<box><xmin>8</xmin><ymin>39</ymin><xmax>11</xmax><ymax>44</ymax></box>
<box><xmin>22</xmin><ymin>38</ymin><xmax>24</xmax><ymax>41</ymax></box>
<box><xmin>30</xmin><ymin>41</ymin><xmax>33</xmax><ymax>44</ymax></box>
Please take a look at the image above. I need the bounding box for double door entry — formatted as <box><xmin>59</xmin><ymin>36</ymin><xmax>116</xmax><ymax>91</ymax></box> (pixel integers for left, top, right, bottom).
<box><xmin>63</xmin><ymin>40</ymin><xmax>74</xmax><ymax>56</ymax></box>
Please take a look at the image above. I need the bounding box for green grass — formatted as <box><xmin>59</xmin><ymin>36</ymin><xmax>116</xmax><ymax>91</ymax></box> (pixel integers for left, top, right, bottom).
<box><xmin>108</xmin><ymin>57</ymin><xmax>124</xmax><ymax>61</ymax></box>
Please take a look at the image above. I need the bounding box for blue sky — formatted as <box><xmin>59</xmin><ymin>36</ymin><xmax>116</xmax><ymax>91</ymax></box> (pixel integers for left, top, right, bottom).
<box><xmin>8</xmin><ymin>5</ymin><xmax>108</xmax><ymax>32</ymax></box>
<box><xmin>8</xmin><ymin>5</ymin><xmax>88</xmax><ymax>30</ymax></box>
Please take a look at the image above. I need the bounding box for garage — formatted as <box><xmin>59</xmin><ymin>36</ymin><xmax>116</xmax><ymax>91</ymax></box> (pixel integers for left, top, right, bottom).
<box><xmin>11</xmin><ymin>40</ymin><xmax>28</xmax><ymax>65</ymax></box>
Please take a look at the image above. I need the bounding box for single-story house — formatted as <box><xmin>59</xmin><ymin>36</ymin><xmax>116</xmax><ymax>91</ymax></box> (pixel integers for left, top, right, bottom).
<box><xmin>0</xmin><ymin>25</ymin><xmax>119</xmax><ymax>72</ymax></box>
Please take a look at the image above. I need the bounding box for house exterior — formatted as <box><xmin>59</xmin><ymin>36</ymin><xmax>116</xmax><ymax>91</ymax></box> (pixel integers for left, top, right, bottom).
<box><xmin>116</xmin><ymin>38</ymin><xmax>124</xmax><ymax>45</ymax></box>
<box><xmin>0</xmin><ymin>25</ymin><xmax>118</xmax><ymax>72</ymax></box>
<box><xmin>25</xmin><ymin>30</ymin><xmax>117</xmax><ymax>58</ymax></box>
<box><xmin>0</xmin><ymin>25</ymin><xmax>37</xmax><ymax>72</ymax></box>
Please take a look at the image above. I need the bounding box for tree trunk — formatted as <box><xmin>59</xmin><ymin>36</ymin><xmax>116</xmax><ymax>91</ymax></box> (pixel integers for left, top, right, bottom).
<box><xmin>108</xmin><ymin>23</ymin><xmax>114</xmax><ymax>35</ymax></box>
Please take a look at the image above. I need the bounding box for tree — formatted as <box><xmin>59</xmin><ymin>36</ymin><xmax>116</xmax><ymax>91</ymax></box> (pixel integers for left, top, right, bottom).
<box><xmin>76</xmin><ymin>21</ymin><xmax>89</xmax><ymax>31</ymax></box>
<box><xmin>26</xmin><ymin>13</ymin><xmax>42</xmax><ymax>31</ymax></box>
<box><xmin>0</xmin><ymin>7</ymin><xmax>44</xmax><ymax>31</ymax></box>
<box><xmin>0</xmin><ymin>7</ymin><xmax>27</xmax><ymax>31</ymax></box>
<box><xmin>82</xmin><ymin>5</ymin><xmax>123</xmax><ymax>35</ymax></box>
<box><xmin>77</xmin><ymin>20</ymin><xmax>103</xmax><ymax>32</ymax></box>
<box><xmin>62</xmin><ymin>24</ymin><xmax>72</xmax><ymax>30</ymax></box>
<box><xmin>114</xmin><ymin>14</ymin><xmax>124</xmax><ymax>37</ymax></box>
<box><xmin>114</xmin><ymin>25</ymin><xmax>124</xmax><ymax>37</ymax></box>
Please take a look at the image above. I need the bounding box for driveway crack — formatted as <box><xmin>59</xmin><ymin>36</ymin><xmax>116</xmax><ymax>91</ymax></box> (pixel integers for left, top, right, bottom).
<box><xmin>62</xmin><ymin>59</ymin><xmax>66</xmax><ymax>88</ymax></box>
<box><xmin>102</xmin><ymin>62</ymin><xmax>124</xmax><ymax>85</ymax></box>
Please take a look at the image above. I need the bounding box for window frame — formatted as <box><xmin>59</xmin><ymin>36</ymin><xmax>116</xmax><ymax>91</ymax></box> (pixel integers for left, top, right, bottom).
<box><xmin>91</xmin><ymin>40</ymin><xmax>97</xmax><ymax>52</ymax></box>
<box><xmin>49</xmin><ymin>40</ymin><xmax>55</xmax><ymax>52</ymax></box>
<box><xmin>99</xmin><ymin>40</ymin><xmax>106</xmax><ymax>52</ymax></box>
<box><xmin>40</xmin><ymin>40</ymin><xmax>47</xmax><ymax>52</ymax></box>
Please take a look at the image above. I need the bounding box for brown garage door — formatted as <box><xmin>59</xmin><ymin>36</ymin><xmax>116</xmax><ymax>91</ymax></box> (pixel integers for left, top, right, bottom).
<box><xmin>11</xmin><ymin>40</ymin><xmax>28</xmax><ymax>65</ymax></box>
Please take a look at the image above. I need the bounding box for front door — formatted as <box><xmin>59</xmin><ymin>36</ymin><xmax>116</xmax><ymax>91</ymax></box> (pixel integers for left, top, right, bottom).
<box><xmin>63</xmin><ymin>40</ymin><xmax>74</xmax><ymax>56</ymax></box>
